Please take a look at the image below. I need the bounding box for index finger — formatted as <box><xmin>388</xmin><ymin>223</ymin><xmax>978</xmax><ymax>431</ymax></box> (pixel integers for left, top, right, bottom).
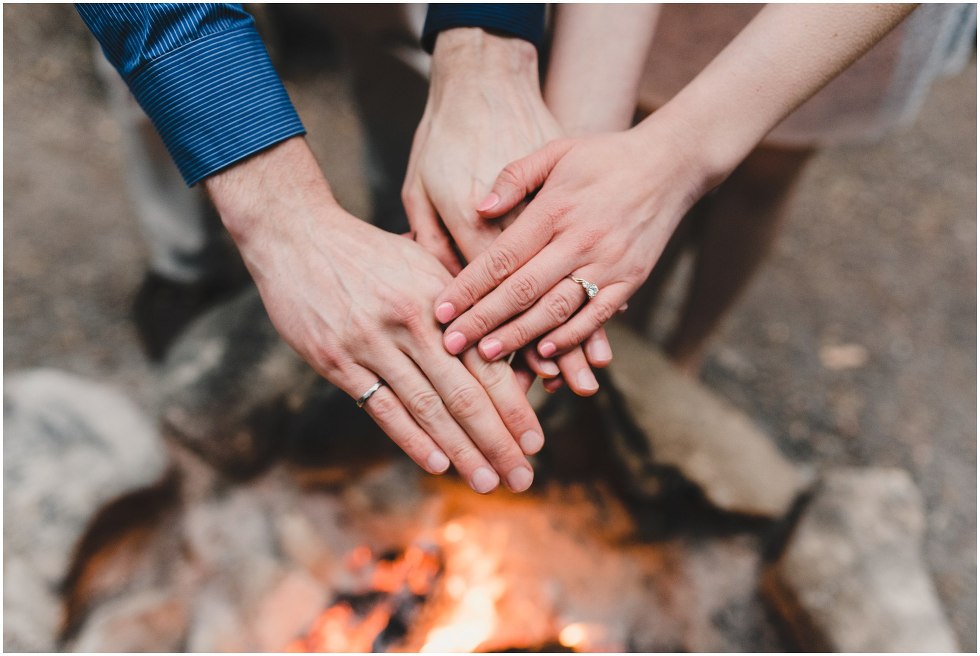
<box><xmin>433</xmin><ymin>200</ymin><xmax>556</xmax><ymax>326</ymax></box>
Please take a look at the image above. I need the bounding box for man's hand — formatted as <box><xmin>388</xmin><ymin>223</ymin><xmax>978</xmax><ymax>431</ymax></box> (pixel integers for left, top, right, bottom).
<box><xmin>403</xmin><ymin>28</ymin><xmax>613</xmax><ymax>395</ymax></box>
<box><xmin>206</xmin><ymin>137</ymin><xmax>544</xmax><ymax>493</ymax></box>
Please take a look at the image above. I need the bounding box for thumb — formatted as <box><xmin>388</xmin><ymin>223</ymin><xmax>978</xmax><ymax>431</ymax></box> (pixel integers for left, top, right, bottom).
<box><xmin>403</xmin><ymin>183</ymin><xmax>464</xmax><ymax>275</ymax></box>
<box><xmin>475</xmin><ymin>139</ymin><xmax>575</xmax><ymax>219</ymax></box>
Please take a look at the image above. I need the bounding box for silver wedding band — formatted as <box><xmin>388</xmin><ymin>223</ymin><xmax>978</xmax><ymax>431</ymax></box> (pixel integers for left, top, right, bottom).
<box><xmin>569</xmin><ymin>275</ymin><xmax>599</xmax><ymax>300</ymax></box>
<box><xmin>356</xmin><ymin>379</ymin><xmax>386</xmax><ymax>408</ymax></box>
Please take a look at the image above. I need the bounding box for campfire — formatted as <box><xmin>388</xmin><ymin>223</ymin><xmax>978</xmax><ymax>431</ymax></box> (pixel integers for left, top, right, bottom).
<box><xmin>286</xmin><ymin>499</ymin><xmax>612</xmax><ymax>653</ymax></box>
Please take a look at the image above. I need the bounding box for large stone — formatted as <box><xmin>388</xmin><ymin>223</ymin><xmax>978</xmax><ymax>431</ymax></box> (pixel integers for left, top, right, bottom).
<box><xmin>3</xmin><ymin>369</ymin><xmax>170</xmax><ymax>650</ymax></box>
<box><xmin>252</xmin><ymin>569</ymin><xmax>329</xmax><ymax>651</ymax></box>
<box><xmin>70</xmin><ymin>589</ymin><xmax>187</xmax><ymax>652</ymax></box>
<box><xmin>603</xmin><ymin>322</ymin><xmax>811</xmax><ymax>516</ymax></box>
<box><xmin>764</xmin><ymin>467</ymin><xmax>958</xmax><ymax>651</ymax></box>
<box><xmin>158</xmin><ymin>288</ymin><xmax>323</xmax><ymax>476</ymax></box>
<box><xmin>3</xmin><ymin>557</ymin><xmax>61</xmax><ymax>652</ymax></box>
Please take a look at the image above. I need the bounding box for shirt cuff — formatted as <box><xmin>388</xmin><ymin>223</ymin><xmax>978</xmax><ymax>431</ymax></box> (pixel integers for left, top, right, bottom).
<box><xmin>421</xmin><ymin>4</ymin><xmax>546</xmax><ymax>53</ymax></box>
<box><xmin>127</xmin><ymin>25</ymin><xmax>306</xmax><ymax>186</ymax></box>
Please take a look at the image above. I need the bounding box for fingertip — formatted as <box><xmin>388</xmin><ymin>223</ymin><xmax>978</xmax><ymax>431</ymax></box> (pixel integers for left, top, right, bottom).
<box><xmin>435</xmin><ymin>302</ymin><xmax>456</xmax><ymax>324</ymax></box>
<box><xmin>538</xmin><ymin>359</ymin><xmax>560</xmax><ymax>378</ymax></box>
<box><xmin>519</xmin><ymin>430</ymin><xmax>544</xmax><ymax>455</ymax></box>
<box><xmin>444</xmin><ymin>331</ymin><xmax>467</xmax><ymax>355</ymax></box>
<box><xmin>543</xmin><ymin>377</ymin><xmax>563</xmax><ymax>394</ymax></box>
<box><xmin>479</xmin><ymin>338</ymin><xmax>503</xmax><ymax>361</ymax></box>
<box><xmin>585</xmin><ymin>339</ymin><xmax>613</xmax><ymax>368</ymax></box>
<box><xmin>476</xmin><ymin>192</ymin><xmax>500</xmax><ymax>213</ymax></box>
<box><xmin>426</xmin><ymin>451</ymin><xmax>451</xmax><ymax>474</ymax></box>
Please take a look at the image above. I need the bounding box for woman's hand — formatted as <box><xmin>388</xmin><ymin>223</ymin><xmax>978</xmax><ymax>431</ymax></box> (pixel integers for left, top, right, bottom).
<box><xmin>432</xmin><ymin>123</ymin><xmax>712</xmax><ymax>361</ymax></box>
<box><xmin>402</xmin><ymin>27</ymin><xmax>612</xmax><ymax>395</ymax></box>
<box><xmin>208</xmin><ymin>138</ymin><xmax>543</xmax><ymax>494</ymax></box>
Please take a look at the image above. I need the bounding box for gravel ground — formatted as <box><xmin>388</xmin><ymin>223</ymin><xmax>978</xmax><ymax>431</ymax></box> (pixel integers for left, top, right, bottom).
<box><xmin>4</xmin><ymin>5</ymin><xmax>976</xmax><ymax>649</ymax></box>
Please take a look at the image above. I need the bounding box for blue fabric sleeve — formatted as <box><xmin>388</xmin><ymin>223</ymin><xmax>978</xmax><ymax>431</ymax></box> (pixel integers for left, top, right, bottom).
<box><xmin>77</xmin><ymin>4</ymin><xmax>305</xmax><ymax>186</ymax></box>
<box><xmin>421</xmin><ymin>4</ymin><xmax>546</xmax><ymax>53</ymax></box>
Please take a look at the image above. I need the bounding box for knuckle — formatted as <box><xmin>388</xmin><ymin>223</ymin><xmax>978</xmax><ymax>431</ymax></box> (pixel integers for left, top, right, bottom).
<box><xmin>507</xmin><ymin>275</ymin><xmax>538</xmax><ymax>309</ymax></box>
<box><xmin>575</xmin><ymin>229</ymin><xmax>604</xmax><ymax>254</ymax></box>
<box><xmin>408</xmin><ymin>389</ymin><xmax>444</xmax><ymax>422</ymax></box>
<box><xmin>556</xmin><ymin>326</ymin><xmax>587</xmax><ymax>351</ymax></box>
<box><xmin>385</xmin><ymin>298</ymin><xmax>426</xmax><ymax>333</ymax></box>
<box><xmin>477</xmin><ymin>360</ymin><xmax>512</xmax><ymax>389</ymax></box>
<box><xmin>443</xmin><ymin>439</ymin><xmax>474</xmax><ymax>464</ymax></box>
<box><xmin>544</xmin><ymin>202</ymin><xmax>571</xmax><ymax>230</ymax></box>
<box><xmin>547</xmin><ymin>293</ymin><xmax>573</xmax><ymax>323</ymax></box>
<box><xmin>486</xmin><ymin>247</ymin><xmax>519</xmax><ymax>283</ymax></box>
<box><xmin>593</xmin><ymin>301</ymin><xmax>616</xmax><ymax>325</ymax></box>
<box><xmin>480</xmin><ymin>439</ymin><xmax>515</xmax><ymax>465</ymax></box>
<box><xmin>505</xmin><ymin>321</ymin><xmax>532</xmax><ymax>350</ymax></box>
<box><xmin>311</xmin><ymin>339</ymin><xmax>346</xmax><ymax>375</ymax></box>
<box><xmin>368</xmin><ymin>391</ymin><xmax>400</xmax><ymax>421</ymax></box>
<box><xmin>445</xmin><ymin>384</ymin><xmax>483</xmax><ymax>420</ymax></box>
<box><xmin>465</xmin><ymin>310</ymin><xmax>494</xmax><ymax>337</ymax></box>
<box><xmin>627</xmin><ymin>263</ymin><xmax>648</xmax><ymax>282</ymax></box>
<box><xmin>454</xmin><ymin>275</ymin><xmax>482</xmax><ymax>306</ymax></box>
<box><xmin>498</xmin><ymin>162</ymin><xmax>524</xmax><ymax>191</ymax></box>
<box><xmin>502</xmin><ymin>403</ymin><xmax>531</xmax><ymax>429</ymax></box>
<box><xmin>395</xmin><ymin>430</ymin><xmax>426</xmax><ymax>457</ymax></box>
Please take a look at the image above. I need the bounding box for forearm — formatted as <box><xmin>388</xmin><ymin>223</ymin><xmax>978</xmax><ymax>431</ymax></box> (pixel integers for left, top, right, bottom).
<box><xmin>544</xmin><ymin>4</ymin><xmax>660</xmax><ymax>136</ymax></box>
<box><xmin>637</xmin><ymin>3</ymin><xmax>915</xmax><ymax>189</ymax></box>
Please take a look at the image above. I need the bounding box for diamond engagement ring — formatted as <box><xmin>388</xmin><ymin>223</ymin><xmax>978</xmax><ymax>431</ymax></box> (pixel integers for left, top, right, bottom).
<box><xmin>356</xmin><ymin>380</ymin><xmax>386</xmax><ymax>408</ymax></box>
<box><xmin>569</xmin><ymin>276</ymin><xmax>599</xmax><ymax>300</ymax></box>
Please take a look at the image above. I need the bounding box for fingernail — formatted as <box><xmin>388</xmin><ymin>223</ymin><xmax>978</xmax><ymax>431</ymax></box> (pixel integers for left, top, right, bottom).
<box><xmin>577</xmin><ymin>369</ymin><xmax>599</xmax><ymax>393</ymax></box>
<box><xmin>587</xmin><ymin>339</ymin><xmax>612</xmax><ymax>364</ymax></box>
<box><xmin>539</xmin><ymin>360</ymin><xmax>560</xmax><ymax>377</ymax></box>
<box><xmin>427</xmin><ymin>451</ymin><xmax>450</xmax><ymax>473</ymax></box>
<box><xmin>445</xmin><ymin>331</ymin><xmax>467</xmax><ymax>355</ymax></box>
<box><xmin>435</xmin><ymin>302</ymin><xmax>456</xmax><ymax>323</ymax></box>
<box><xmin>480</xmin><ymin>338</ymin><xmax>502</xmax><ymax>360</ymax></box>
<box><xmin>476</xmin><ymin>192</ymin><xmax>500</xmax><ymax>212</ymax></box>
<box><xmin>539</xmin><ymin>341</ymin><xmax>557</xmax><ymax>358</ymax></box>
<box><xmin>506</xmin><ymin>467</ymin><xmax>534</xmax><ymax>492</ymax></box>
<box><xmin>471</xmin><ymin>467</ymin><xmax>499</xmax><ymax>494</ymax></box>
<box><xmin>520</xmin><ymin>430</ymin><xmax>544</xmax><ymax>454</ymax></box>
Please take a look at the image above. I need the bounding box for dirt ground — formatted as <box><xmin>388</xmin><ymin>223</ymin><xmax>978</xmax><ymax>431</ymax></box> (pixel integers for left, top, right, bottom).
<box><xmin>3</xmin><ymin>6</ymin><xmax>976</xmax><ymax>649</ymax></box>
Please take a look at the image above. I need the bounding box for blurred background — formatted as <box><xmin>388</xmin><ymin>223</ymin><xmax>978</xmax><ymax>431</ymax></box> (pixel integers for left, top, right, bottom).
<box><xmin>4</xmin><ymin>4</ymin><xmax>976</xmax><ymax>652</ymax></box>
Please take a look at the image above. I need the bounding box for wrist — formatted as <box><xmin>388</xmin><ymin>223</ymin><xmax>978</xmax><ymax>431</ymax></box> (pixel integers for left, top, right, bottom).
<box><xmin>204</xmin><ymin>137</ymin><xmax>347</xmax><ymax>247</ymax></box>
<box><xmin>431</xmin><ymin>27</ymin><xmax>538</xmax><ymax>93</ymax></box>
<box><xmin>632</xmin><ymin>98</ymin><xmax>751</xmax><ymax>198</ymax></box>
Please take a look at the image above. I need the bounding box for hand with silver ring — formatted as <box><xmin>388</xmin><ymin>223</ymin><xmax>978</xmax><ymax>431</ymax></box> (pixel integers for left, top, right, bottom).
<box><xmin>355</xmin><ymin>380</ymin><xmax>386</xmax><ymax>408</ymax></box>
<box><xmin>208</xmin><ymin>138</ymin><xmax>544</xmax><ymax>495</ymax></box>
<box><xmin>431</xmin><ymin>130</ymin><xmax>703</xmax><ymax>363</ymax></box>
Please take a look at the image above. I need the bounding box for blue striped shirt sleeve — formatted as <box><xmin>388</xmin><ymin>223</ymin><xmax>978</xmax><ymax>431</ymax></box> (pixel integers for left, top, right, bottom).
<box><xmin>422</xmin><ymin>4</ymin><xmax>546</xmax><ymax>53</ymax></box>
<box><xmin>77</xmin><ymin>4</ymin><xmax>305</xmax><ymax>186</ymax></box>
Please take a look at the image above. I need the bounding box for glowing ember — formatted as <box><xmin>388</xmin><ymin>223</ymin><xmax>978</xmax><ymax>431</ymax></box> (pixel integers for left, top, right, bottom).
<box><xmin>287</xmin><ymin>543</ymin><xmax>441</xmax><ymax>652</ymax></box>
<box><xmin>558</xmin><ymin>622</ymin><xmax>610</xmax><ymax>652</ymax></box>
<box><xmin>559</xmin><ymin>623</ymin><xmax>589</xmax><ymax>649</ymax></box>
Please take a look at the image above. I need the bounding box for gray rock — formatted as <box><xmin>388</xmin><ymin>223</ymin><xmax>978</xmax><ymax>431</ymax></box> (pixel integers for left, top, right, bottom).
<box><xmin>603</xmin><ymin>322</ymin><xmax>812</xmax><ymax>516</ymax></box>
<box><xmin>70</xmin><ymin>589</ymin><xmax>187</xmax><ymax>652</ymax></box>
<box><xmin>764</xmin><ymin>467</ymin><xmax>958</xmax><ymax>651</ymax></box>
<box><xmin>185</xmin><ymin>582</ymin><xmax>253</xmax><ymax>653</ymax></box>
<box><xmin>252</xmin><ymin>569</ymin><xmax>329</xmax><ymax>651</ymax></box>
<box><xmin>3</xmin><ymin>369</ymin><xmax>170</xmax><ymax>650</ymax></box>
<box><xmin>158</xmin><ymin>288</ymin><xmax>323</xmax><ymax>476</ymax></box>
<box><xmin>3</xmin><ymin>556</ymin><xmax>61</xmax><ymax>652</ymax></box>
